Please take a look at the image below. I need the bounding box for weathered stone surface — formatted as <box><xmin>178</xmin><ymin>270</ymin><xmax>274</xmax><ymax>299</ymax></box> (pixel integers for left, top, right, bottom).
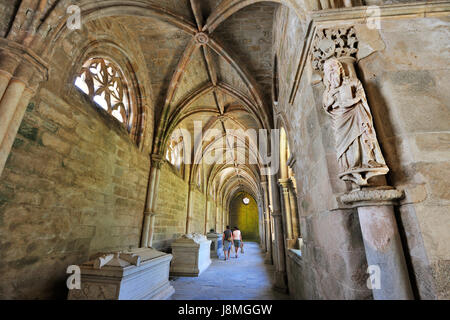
<box><xmin>170</xmin><ymin>233</ymin><xmax>212</xmax><ymax>277</ymax></box>
<box><xmin>0</xmin><ymin>0</ymin><xmax>449</xmax><ymax>301</ymax></box>
<box><xmin>68</xmin><ymin>248</ymin><xmax>174</xmax><ymax>300</ymax></box>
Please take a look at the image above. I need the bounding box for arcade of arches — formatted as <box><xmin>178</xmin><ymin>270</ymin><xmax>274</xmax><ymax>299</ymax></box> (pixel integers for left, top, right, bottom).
<box><xmin>0</xmin><ymin>0</ymin><xmax>449</xmax><ymax>300</ymax></box>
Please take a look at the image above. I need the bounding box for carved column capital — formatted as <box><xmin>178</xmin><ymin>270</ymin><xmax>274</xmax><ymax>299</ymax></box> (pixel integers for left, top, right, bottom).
<box><xmin>151</xmin><ymin>154</ymin><xmax>163</xmax><ymax>169</ymax></box>
<box><xmin>340</xmin><ymin>187</ymin><xmax>404</xmax><ymax>208</ymax></box>
<box><xmin>278</xmin><ymin>178</ymin><xmax>290</xmax><ymax>192</ymax></box>
<box><xmin>144</xmin><ymin>210</ymin><xmax>159</xmax><ymax>217</ymax></box>
<box><xmin>0</xmin><ymin>38</ymin><xmax>48</xmax><ymax>88</ymax></box>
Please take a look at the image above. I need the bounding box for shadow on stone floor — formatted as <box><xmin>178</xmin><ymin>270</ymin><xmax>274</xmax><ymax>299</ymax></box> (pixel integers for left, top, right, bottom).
<box><xmin>169</xmin><ymin>242</ymin><xmax>290</xmax><ymax>300</ymax></box>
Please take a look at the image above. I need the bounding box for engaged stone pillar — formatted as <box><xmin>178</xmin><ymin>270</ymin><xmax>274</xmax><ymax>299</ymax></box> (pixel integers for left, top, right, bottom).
<box><xmin>261</xmin><ymin>180</ymin><xmax>273</xmax><ymax>265</ymax></box>
<box><xmin>278</xmin><ymin>178</ymin><xmax>295</xmax><ymax>248</ymax></box>
<box><xmin>204</xmin><ymin>199</ymin><xmax>209</xmax><ymax>234</ymax></box>
<box><xmin>0</xmin><ymin>40</ymin><xmax>48</xmax><ymax>176</ymax></box>
<box><xmin>185</xmin><ymin>182</ymin><xmax>196</xmax><ymax>234</ymax></box>
<box><xmin>257</xmin><ymin>198</ymin><xmax>266</xmax><ymax>251</ymax></box>
<box><xmin>141</xmin><ymin>155</ymin><xmax>163</xmax><ymax>247</ymax></box>
<box><xmin>215</xmin><ymin>206</ymin><xmax>220</xmax><ymax>233</ymax></box>
<box><xmin>288</xmin><ymin>177</ymin><xmax>300</xmax><ymax>240</ymax></box>
<box><xmin>341</xmin><ymin>188</ymin><xmax>413</xmax><ymax>299</ymax></box>
<box><xmin>269</xmin><ymin>174</ymin><xmax>288</xmax><ymax>292</ymax></box>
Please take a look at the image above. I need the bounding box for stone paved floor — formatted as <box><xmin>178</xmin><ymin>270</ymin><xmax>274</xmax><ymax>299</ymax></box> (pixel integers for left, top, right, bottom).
<box><xmin>170</xmin><ymin>242</ymin><xmax>290</xmax><ymax>300</ymax></box>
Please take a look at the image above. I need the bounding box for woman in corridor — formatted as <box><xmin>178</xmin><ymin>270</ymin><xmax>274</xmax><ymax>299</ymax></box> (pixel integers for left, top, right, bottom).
<box><xmin>232</xmin><ymin>227</ymin><xmax>243</xmax><ymax>258</ymax></box>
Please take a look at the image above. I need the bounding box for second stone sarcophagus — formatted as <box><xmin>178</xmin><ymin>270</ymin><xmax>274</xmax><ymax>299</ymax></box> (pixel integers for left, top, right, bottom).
<box><xmin>170</xmin><ymin>233</ymin><xmax>212</xmax><ymax>277</ymax></box>
<box><xmin>67</xmin><ymin>247</ymin><xmax>174</xmax><ymax>300</ymax></box>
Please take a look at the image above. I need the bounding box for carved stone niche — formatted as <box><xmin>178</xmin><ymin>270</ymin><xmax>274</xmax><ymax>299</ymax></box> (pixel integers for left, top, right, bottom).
<box><xmin>67</xmin><ymin>248</ymin><xmax>174</xmax><ymax>300</ymax></box>
<box><xmin>170</xmin><ymin>233</ymin><xmax>212</xmax><ymax>277</ymax></box>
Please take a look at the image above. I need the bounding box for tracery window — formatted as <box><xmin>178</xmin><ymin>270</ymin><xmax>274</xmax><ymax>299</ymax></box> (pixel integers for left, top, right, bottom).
<box><xmin>75</xmin><ymin>58</ymin><xmax>132</xmax><ymax>129</ymax></box>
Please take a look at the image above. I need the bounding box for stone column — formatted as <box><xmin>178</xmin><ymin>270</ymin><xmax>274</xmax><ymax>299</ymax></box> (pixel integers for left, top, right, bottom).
<box><xmin>268</xmin><ymin>173</ymin><xmax>288</xmax><ymax>292</ymax></box>
<box><xmin>288</xmin><ymin>177</ymin><xmax>300</xmax><ymax>240</ymax></box>
<box><xmin>204</xmin><ymin>198</ymin><xmax>209</xmax><ymax>234</ymax></box>
<box><xmin>0</xmin><ymin>40</ymin><xmax>48</xmax><ymax>177</ymax></box>
<box><xmin>341</xmin><ymin>188</ymin><xmax>414</xmax><ymax>299</ymax></box>
<box><xmin>257</xmin><ymin>197</ymin><xmax>266</xmax><ymax>251</ymax></box>
<box><xmin>261</xmin><ymin>180</ymin><xmax>273</xmax><ymax>264</ymax></box>
<box><xmin>215</xmin><ymin>206</ymin><xmax>219</xmax><ymax>232</ymax></box>
<box><xmin>141</xmin><ymin>155</ymin><xmax>163</xmax><ymax>247</ymax></box>
<box><xmin>185</xmin><ymin>182</ymin><xmax>196</xmax><ymax>234</ymax></box>
<box><xmin>278</xmin><ymin>178</ymin><xmax>295</xmax><ymax>248</ymax></box>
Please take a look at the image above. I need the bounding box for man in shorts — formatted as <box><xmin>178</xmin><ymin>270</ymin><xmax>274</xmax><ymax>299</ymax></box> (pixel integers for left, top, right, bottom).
<box><xmin>222</xmin><ymin>226</ymin><xmax>233</xmax><ymax>261</ymax></box>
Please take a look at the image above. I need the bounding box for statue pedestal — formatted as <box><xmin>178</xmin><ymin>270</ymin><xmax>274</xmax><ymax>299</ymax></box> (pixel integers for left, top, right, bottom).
<box><xmin>67</xmin><ymin>247</ymin><xmax>174</xmax><ymax>300</ymax></box>
<box><xmin>170</xmin><ymin>233</ymin><xmax>212</xmax><ymax>277</ymax></box>
<box><xmin>341</xmin><ymin>187</ymin><xmax>413</xmax><ymax>299</ymax></box>
<box><xmin>206</xmin><ymin>232</ymin><xmax>222</xmax><ymax>258</ymax></box>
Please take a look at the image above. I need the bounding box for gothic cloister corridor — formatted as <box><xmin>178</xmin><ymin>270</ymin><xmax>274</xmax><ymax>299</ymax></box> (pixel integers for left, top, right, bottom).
<box><xmin>170</xmin><ymin>242</ymin><xmax>289</xmax><ymax>300</ymax></box>
<box><xmin>0</xmin><ymin>0</ymin><xmax>449</xmax><ymax>301</ymax></box>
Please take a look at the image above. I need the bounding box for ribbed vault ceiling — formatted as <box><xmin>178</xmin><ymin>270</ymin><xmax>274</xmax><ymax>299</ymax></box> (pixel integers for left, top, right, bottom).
<box><xmin>107</xmin><ymin>0</ymin><xmax>280</xmax><ymax>205</ymax></box>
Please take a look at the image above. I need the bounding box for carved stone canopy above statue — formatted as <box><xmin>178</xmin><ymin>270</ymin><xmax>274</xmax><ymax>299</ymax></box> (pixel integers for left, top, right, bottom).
<box><xmin>312</xmin><ymin>27</ymin><xmax>359</xmax><ymax>72</ymax></box>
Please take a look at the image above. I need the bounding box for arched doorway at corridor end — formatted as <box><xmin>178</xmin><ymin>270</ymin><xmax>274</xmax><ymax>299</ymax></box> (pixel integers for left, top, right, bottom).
<box><xmin>229</xmin><ymin>192</ymin><xmax>259</xmax><ymax>242</ymax></box>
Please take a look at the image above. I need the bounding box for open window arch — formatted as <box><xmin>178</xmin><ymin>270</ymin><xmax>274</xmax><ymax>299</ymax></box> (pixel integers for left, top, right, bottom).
<box><xmin>72</xmin><ymin>45</ymin><xmax>145</xmax><ymax>146</ymax></box>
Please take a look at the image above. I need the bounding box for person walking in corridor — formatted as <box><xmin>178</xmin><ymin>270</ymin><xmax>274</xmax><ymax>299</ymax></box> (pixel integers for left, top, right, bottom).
<box><xmin>222</xmin><ymin>226</ymin><xmax>233</xmax><ymax>261</ymax></box>
<box><xmin>232</xmin><ymin>226</ymin><xmax>242</xmax><ymax>258</ymax></box>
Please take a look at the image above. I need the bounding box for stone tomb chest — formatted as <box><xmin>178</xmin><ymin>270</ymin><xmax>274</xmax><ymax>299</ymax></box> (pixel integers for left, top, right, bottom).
<box><xmin>68</xmin><ymin>247</ymin><xmax>174</xmax><ymax>300</ymax></box>
<box><xmin>170</xmin><ymin>233</ymin><xmax>212</xmax><ymax>277</ymax></box>
<box><xmin>206</xmin><ymin>231</ymin><xmax>222</xmax><ymax>258</ymax></box>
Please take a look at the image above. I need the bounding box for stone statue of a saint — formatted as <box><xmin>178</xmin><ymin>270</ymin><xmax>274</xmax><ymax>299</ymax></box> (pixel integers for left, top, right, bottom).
<box><xmin>322</xmin><ymin>58</ymin><xmax>388</xmax><ymax>186</ymax></box>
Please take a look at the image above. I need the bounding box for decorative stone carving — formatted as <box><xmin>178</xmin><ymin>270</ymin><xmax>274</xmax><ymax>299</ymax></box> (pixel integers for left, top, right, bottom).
<box><xmin>67</xmin><ymin>248</ymin><xmax>174</xmax><ymax>300</ymax></box>
<box><xmin>170</xmin><ymin>233</ymin><xmax>212</xmax><ymax>277</ymax></box>
<box><xmin>323</xmin><ymin>57</ymin><xmax>389</xmax><ymax>186</ymax></box>
<box><xmin>340</xmin><ymin>187</ymin><xmax>404</xmax><ymax>207</ymax></box>
<box><xmin>195</xmin><ymin>32</ymin><xmax>209</xmax><ymax>45</ymax></box>
<box><xmin>312</xmin><ymin>27</ymin><xmax>358</xmax><ymax>72</ymax></box>
<box><xmin>75</xmin><ymin>58</ymin><xmax>131</xmax><ymax>125</ymax></box>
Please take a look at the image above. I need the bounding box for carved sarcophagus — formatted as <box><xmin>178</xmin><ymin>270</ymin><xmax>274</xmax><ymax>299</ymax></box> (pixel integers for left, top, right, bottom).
<box><xmin>67</xmin><ymin>248</ymin><xmax>174</xmax><ymax>300</ymax></box>
<box><xmin>206</xmin><ymin>231</ymin><xmax>222</xmax><ymax>258</ymax></box>
<box><xmin>170</xmin><ymin>233</ymin><xmax>212</xmax><ymax>277</ymax></box>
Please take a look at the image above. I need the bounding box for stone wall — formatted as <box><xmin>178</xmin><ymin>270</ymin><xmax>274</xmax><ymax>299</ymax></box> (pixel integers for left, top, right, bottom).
<box><xmin>0</xmin><ymin>14</ymin><xmax>156</xmax><ymax>299</ymax></box>
<box><xmin>274</xmin><ymin>5</ymin><xmax>449</xmax><ymax>300</ymax></box>
<box><xmin>358</xmin><ymin>17</ymin><xmax>450</xmax><ymax>299</ymax></box>
<box><xmin>153</xmin><ymin>162</ymin><xmax>188</xmax><ymax>251</ymax></box>
<box><xmin>0</xmin><ymin>86</ymin><xmax>150</xmax><ymax>299</ymax></box>
<box><xmin>192</xmin><ymin>189</ymin><xmax>207</xmax><ymax>234</ymax></box>
<box><xmin>273</xmin><ymin>5</ymin><xmax>372</xmax><ymax>299</ymax></box>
